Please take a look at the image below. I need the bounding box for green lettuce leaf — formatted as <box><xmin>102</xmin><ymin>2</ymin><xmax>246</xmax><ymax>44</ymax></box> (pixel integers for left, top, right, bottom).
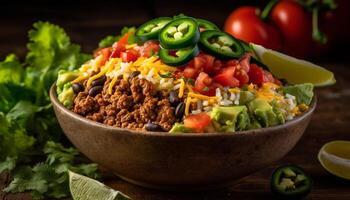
<box><xmin>283</xmin><ymin>83</ymin><xmax>314</xmax><ymax>105</ymax></box>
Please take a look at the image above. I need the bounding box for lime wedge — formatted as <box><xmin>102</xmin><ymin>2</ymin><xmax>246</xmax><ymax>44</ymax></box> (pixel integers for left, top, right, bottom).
<box><xmin>318</xmin><ymin>140</ymin><xmax>350</xmax><ymax>180</ymax></box>
<box><xmin>69</xmin><ymin>171</ymin><xmax>131</xmax><ymax>200</ymax></box>
<box><xmin>251</xmin><ymin>43</ymin><xmax>336</xmax><ymax>87</ymax></box>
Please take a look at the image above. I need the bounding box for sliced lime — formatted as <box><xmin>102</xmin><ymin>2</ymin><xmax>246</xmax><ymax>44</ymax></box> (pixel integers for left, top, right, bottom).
<box><xmin>318</xmin><ymin>140</ymin><xmax>350</xmax><ymax>180</ymax></box>
<box><xmin>69</xmin><ymin>171</ymin><xmax>131</xmax><ymax>200</ymax></box>
<box><xmin>251</xmin><ymin>43</ymin><xmax>336</xmax><ymax>87</ymax></box>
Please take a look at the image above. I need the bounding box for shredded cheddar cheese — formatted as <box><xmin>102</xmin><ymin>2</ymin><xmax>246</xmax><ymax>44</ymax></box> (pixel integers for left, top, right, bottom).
<box><xmin>188</xmin><ymin>93</ymin><xmax>218</xmax><ymax>101</ymax></box>
<box><xmin>256</xmin><ymin>83</ymin><xmax>283</xmax><ymax>102</ymax></box>
<box><xmin>72</xmin><ymin>73</ymin><xmax>88</xmax><ymax>84</ymax></box>
<box><xmin>86</xmin><ymin>58</ymin><xmax>119</xmax><ymax>87</ymax></box>
<box><xmin>108</xmin><ymin>76</ymin><xmax>118</xmax><ymax>94</ymax></box>
<box><xmin>125</xmin><ymin>44</ymin><xmax>137</xmax><ymax>49</ymax></box>
<box><xmin>229</xmin><ymin>88</ymin><xmax>240</xmax><ymax>94</ymax></box>
<box><xmin>179</xmin><ymin>79</ymin><xmax>185</xmax><ymax>98</ymax></box>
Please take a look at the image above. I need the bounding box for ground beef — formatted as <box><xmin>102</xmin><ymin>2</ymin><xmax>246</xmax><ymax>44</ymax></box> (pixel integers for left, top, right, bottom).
<box><xmin>72</xmin><ymin>76</ymin><xmax>176</xmax><ymax>131</ymax></box>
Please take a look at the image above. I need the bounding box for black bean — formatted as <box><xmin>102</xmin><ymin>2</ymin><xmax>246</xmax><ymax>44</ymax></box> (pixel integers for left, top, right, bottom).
<box><xmin>145</xmin><ymin>122</ymin><xmax>164</xmax><ymax>132</ymax></box>
<box><xmin>175</xmin><ymin>102</ymin><xmax>185</xmax><ymax>119</ymax></box>
<box><xmin>169</xmin><ymin>90</ymin><xmax>179</xmax><ymax>106</ymax></box>
<box><xmin>91</xmin><ymin>75</ymin><xmax>106</xmax><ymax>86</ymax></box>
<box><xmin>72</xmin><ymin>83</ymin><xmax>84</xmax><ymax>94</ymax></box>
<box><xmin>88</xmin><ymin>85</ymin><xmax>103</xmax><ymax>97</ymax></box>
<box><xmin>129</xmin><ymin>71</ymin><xmax>141</xmax><ymax>79</ymax></box>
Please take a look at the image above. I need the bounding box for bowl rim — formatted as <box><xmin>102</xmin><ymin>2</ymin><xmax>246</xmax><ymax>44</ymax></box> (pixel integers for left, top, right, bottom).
<box><xmin>50</xmin><ymin>84</ymin><xmax>316</xmax><ymax>137</ymax></box>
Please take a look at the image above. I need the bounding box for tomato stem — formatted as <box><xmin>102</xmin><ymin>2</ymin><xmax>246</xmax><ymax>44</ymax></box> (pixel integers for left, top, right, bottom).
<box><xmin>312</xmin><ymin>7</ymin><xmax>327</xmax><ymax>44</ymax></box>
<box><xmin>260</xmin><ymin>0</ymin><xmax>279</xmax><ymax>21</ymax></box>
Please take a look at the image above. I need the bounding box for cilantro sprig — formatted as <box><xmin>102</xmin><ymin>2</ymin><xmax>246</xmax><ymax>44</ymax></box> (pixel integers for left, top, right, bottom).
<box><xmin>0</xmin><ymin>22</ymin><xmax>100</xmax><ymax>199</ymax></box>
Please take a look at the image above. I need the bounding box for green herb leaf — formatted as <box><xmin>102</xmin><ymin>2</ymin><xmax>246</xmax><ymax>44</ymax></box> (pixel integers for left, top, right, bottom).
<box><xmin>158</xmin><ymin>72</ymin><xmax>172</xmax><ymax>78</ymax></box>
<box><xmin>0</xmin><ymin>21</ymin><xmax>98</xmax><ymax>199</ymax></box>
<box><xmin>98</xmin><ymin>35</ymin><xmax>119</xmax><ymax>48</ymax></box>
<box><xmin>0</xmin><ymin>113</ymin><xmax>36</xmax><ymax>164</ymax></box>
<box><xmin>98</xmin><ymin>27</ymin><xmax>137</xmax><ymax>48</ymax></box>
<box><xmin>4</xmin><ymin>141</ymin><xmax>100</xmax><ymax>199</ymax></box>
<box><xmin>25</xmin><ymin>22</ymin><xmax>91</xmax><ymax>104</ymax></box>
<box><xmin>0</xmin><ymin>156</ymin><xmax>17</xmax><ymax>173</ymax></box>
<box><xmin>202</xmin><ymin>86</ymin><xmax>209</xmax><ymax>92</ymax></box>
<box><xmin>0</xmin><ymin>54</ymin><xmax>24</xmax><ymax>84</ymax></box>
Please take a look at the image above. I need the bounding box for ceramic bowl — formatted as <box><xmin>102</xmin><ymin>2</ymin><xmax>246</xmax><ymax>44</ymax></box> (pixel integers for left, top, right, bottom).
<box><xmin>50</xmin><ymin>85</ymin><xmax>316</xmax><ymax>190</ymax></box>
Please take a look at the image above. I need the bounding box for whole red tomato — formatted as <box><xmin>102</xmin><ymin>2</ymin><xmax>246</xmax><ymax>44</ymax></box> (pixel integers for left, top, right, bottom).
<box><xmin>224</xmin><ymin>6</ymin><xmax>282</xmax><ymax>50</ymax></box>
<box><xmin>270</xmin><ymin>0</ymin><xmax>313</xmax><ymax>58</ymax></box>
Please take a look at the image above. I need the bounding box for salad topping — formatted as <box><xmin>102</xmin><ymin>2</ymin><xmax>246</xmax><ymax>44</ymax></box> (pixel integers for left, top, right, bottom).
<box><xmin>56</xmin><ymin>15</ymin><xmax>315</xmax><ymax>133</ymax></box>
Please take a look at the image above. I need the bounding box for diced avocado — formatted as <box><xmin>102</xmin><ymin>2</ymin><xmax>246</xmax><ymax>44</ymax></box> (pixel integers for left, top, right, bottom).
<box><xmin>270</xmin><ymin>100</ymin><xmax>286</xmax><ymax>124</ymax></box>
<box><xmin>210</xmin><ymin>106</ymin><xmax>250</xmax><ymax>132</ymax></box>
<box><xmin>247</xmin><ymin>98</ymin><xmax>280</xmax><ymax>127</ymax></box>
<box><xmin>282</xmin><ymin>83</ymin><xmax>314</xmax><ymax>105</ymax></box>
<box><xmin>274</xmin><ymin>108</ymin><xmax>285</xmax><ymax>124</ymax></box>
<box><xmin>58</xmin><ymin>83</ymin><xmax>76</xmax><ymax>109</ymax></box>
<box><xmin>239</xmin><ymin>91</ymin><xmax>255</xmax><ymax>105</ymax></box>
<box><xmin>247</xmin><ymin>116</ymin><xmax>262</xmax><ymax>130</ymax></box>
<box><xmin>56</xmin><ymin>70</ymin><xmax>80</xmax><ymax>95</ymax></box>
<box><xmin>169</xmin><ymin>123</ymin><xmax>192</xmax><ymax>133</ymax></box>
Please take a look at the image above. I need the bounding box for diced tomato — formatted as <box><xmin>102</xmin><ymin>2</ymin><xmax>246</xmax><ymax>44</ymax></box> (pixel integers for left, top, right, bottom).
<box><xmin>193</xmin><ymin>56</ymin><xmax>206</xmax><ymax>70</ymax></box>
<box><xmin>121</xmin><ymin>49</ymin><xmax>139</xmax><ymax>62</ymax></box>
<box><xmin>93</xmin><ymin>47</ymin><xmax>111</xmax><ymax>64</ymax></box>
<box><xmin>200</xmin><ymin>54</ymin><xmax>216</xmax><ymax>74</ymax></box>
<box><xmin>184</xmin><ymin>113</ymin><xmax>211</xmax><ymax>132</ymax></box>
<box><xmin>263</xmin><ymin>70</ymin><xmax>275</xmax><ymax>83</ymax></box>
<box><xmin>213</xmin><ymin>66</ymin><xmax>240</xmax><ymax>87</ymax></box>
<box><xmin>248</xmin><ymin>64</ymin><xmax>265</xmax><ymax>85</ymax></box>
<box><xmin>212</xmin><ymin>60</ymin><xmax>224</xmax><ymax>75</ymax></box>
<box><xmin>183</xmin><ymin>67</ymin><xmax>199</xmax><ymax>79</ymax></box>
<box><xmin>140</xmin><ymin>40</ymin><xmax>160</xmax><ymax>57</ymax></box>
<box><xmin>194</xmin><ymin>72</ymin><xmax>217</xmax><ymax>96</ymax></box>
<box><xmin>235</xmin><ymin>69</ymin><xmax>249</xmax><ymax>86</ymax></box>
<box><xmin>238</xmin><ymin>54</ymin><xmax>251</xmax><ymax>72</ymax></box>
<box><xmin>225</xmin><ymin>59</ymin><xmax>239</xmax><ymax>67</ymax></box>
<box><xmin>110</xmin><ymin>33</ymin><xmax>129</xmax><ymax>58</ymax></box>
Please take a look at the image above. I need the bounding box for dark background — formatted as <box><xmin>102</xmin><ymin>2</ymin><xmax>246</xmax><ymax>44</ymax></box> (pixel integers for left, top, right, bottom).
<box><xmin>1</xmin><ymin>0</ymin><xmax>349</xmax><ymax>62</ymax></box>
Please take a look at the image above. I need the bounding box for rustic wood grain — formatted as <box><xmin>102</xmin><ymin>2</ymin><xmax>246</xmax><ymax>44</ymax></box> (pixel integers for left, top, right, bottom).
<box><xmin>1</xmin><ymin>1</ymin><xmax>350</xmax><ymax>199</ymax></box>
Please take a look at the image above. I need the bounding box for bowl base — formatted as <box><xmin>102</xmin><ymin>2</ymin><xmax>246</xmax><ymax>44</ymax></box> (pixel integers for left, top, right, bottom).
<box><xmin>115</xmin><ymin>173</ymin><xmax>240</xmax><ymax>191</ymax></box>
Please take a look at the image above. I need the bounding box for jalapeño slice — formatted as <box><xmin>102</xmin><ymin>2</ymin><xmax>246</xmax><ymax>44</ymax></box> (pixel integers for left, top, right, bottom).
<box><xmin>199</xmin><ymin>30</ymin><xmax>244</xmax><ymax>59</ymax></box>
<box><xmin>197</xmin><ymin>18</ymin><xmax>219</xmax><ymax>31</ymax></box>
<box><xmin>159</xmin><ymin>17</ymin><xmax>200</xmax><ymax>49</ymax></box>
<box><xmin>271</xmin><ymin>165</ymin><xmax>312</xmax><ymax>199</ymax></box>
<box><xmin>136</xmin><ymin>17</ymin><xmax>172</xmax><ymax>42</ymax></box>
<box><xmin>159</xmin><ymin>45</ymin><xmax>199</xmax><ymax>66</ymax></box>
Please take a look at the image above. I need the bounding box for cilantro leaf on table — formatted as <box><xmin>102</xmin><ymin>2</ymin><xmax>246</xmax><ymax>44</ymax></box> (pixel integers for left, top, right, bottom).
<box><xmin>4</xmin><ymin>141</ymin><xmax>100</xmax><ymax>199</ymax></box>
<box><xmin>0</xmin><ymin>113</ymin><xmax>35</xmax><ymax>165</ymax></box>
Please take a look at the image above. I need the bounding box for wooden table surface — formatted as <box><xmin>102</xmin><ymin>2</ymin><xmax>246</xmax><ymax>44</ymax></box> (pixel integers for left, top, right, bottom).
<box><xmin>1</xmin><ymin>64</ymin><xmax>349</xmax><ymax>200</ymax></box>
